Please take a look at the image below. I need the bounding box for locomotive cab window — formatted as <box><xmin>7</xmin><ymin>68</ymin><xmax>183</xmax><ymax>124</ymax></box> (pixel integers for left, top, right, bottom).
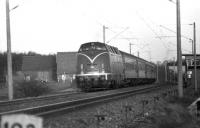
<box><xmin>110</xmin><ymin>46</ymin><xmax>119</xmax><ymax>54</ymax></box>
<box><xmin>79</xmin><ymin>42</ymin><xmax>107</xmax><ymax>52</ymax></box>
<box><xmin>110</xmin><ymin>47</ymin><xmax>116</xmax><ymax>54</ymax></box>
<box><xmin>111</xmin><ymin>47</ymin><xmax>117</xmax><ymax>54</ymax></box>
<box><xmin>106</xmin><ymin>46</ymin><xmax>114</xmax><ymax>53</ymax></box>
<box><xmin>113</xmin><ymin>47</ymin><xmax>120</xmax><ymax>54</ymax></box>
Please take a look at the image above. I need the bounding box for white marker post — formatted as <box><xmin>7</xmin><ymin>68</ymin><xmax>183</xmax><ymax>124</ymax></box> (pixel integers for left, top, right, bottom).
<box><xmin>1</xmin><ymin>114</ymin><xmax>43</xmax><ymax>128</ymax></box>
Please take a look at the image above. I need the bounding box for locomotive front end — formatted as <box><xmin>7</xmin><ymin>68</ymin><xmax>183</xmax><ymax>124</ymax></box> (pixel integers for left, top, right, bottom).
<box><xmin>76</xmin><ymin>42</ymin><xmax>111</xmax><ymax>91</ymax></box>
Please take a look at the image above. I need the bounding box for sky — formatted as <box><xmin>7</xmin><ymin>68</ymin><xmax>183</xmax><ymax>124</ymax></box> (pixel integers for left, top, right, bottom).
<box><xmin>0</xmin><ymin>0</ymin><xmax>200</xmax><ymax>62</ymax></box>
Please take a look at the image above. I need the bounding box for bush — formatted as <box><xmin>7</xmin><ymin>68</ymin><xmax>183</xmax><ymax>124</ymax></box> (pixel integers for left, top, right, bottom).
<box><xmin>14</xmin><ymin>80</ymin><xmax>51</xmax><ymax>98</ymax></box>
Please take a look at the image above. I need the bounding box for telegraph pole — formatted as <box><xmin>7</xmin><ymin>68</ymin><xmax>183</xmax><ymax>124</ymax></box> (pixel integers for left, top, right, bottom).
<box><xmin>156</xmin><ymin>62</ymin><xmax>159</xmax><ymax>83</ymax></box>
<box><xmin>193</xmin><ymin>22</ymin><xmax>197</xmax><ymax>92</ymax></box>
<box><xmin>6</xmin><ymin>0</ymin><xmax>13</xmax><ymax>100</ymax></box>
<box><xmin>103</xmin><ymin>25</ymin><xmax>106</xmax><ymax>43</ymax></box>
<box><xmin>146</xmin><ymin>51</ymin><xmax>151</xmax><ymax>62</ymax></box>
<box><xmin>165</xmin><ymin>61</ymin><xmax>168</xmax><ymax>82</ymax></box>
<box><xmin>176</xmin><ymin>0</ymin><xmax>183</xmax><ymax>97</ymax></box>
<box><xmin>129</xmin><ymin>43</ymin><xmax>134</xmax><ymax>54</ymax></box>
<box><xmin>190</xmin><ymin>39</ymin><xmax>194</xmax><ymax>54</ymax></box>
<box><xmin>137</xmin><ymin>51</ymin><xmax>139</xmax><ymax>57</ymax></box>
<box><xmin>173</xmin><ymin>57</ymin><xmax>176</xmax><ymax>84</ymax></box>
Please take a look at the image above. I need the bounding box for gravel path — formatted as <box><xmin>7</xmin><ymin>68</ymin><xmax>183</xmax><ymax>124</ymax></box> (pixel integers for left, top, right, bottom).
<box><xmin>44</xmin><ymin>85</ymin><xmax>177</xmax><ymax>128</ymax></box>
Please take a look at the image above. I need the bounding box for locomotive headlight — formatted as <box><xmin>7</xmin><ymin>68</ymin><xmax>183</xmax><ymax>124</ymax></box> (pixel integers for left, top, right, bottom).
<box><xmin>187</xmin><ymin>71</ymin><xmax>192</xmax><ymax>79</ymax></box>
<box><xmin>188</xmin><ymin>74</ymin><xmax>191</xmax><ymax>78</ymax></box>
<box><xmin>187</xmin><ymin>71</ymin><xmax>192</xmax><ymax>75</ymax></box>
<box><xmin>101</xmin><ymin>63</ymin><xmax>105</xmax><ymax>73</ymax></box>
<box><xmin>81</xmin><ymin>64</ymin><xmax>84</xmax><ymax>74</ymax></box>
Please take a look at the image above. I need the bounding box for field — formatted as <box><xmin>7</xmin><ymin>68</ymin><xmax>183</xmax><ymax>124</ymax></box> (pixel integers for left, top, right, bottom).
<box><xmin>0</xmin><ymin>81</ymin><xmax>75</xmax><ymax>100</ymax></box>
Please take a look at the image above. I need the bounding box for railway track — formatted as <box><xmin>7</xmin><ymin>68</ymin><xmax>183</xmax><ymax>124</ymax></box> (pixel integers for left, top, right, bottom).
<box><xmin>0</xmin><ymin>85</ymin><xmax>173</xmax><ymax>118</ymax></box>
<box><xmin>0</xmin><ymin>90</ymin><xmax>80</xmax><ymax>112</ymax></box>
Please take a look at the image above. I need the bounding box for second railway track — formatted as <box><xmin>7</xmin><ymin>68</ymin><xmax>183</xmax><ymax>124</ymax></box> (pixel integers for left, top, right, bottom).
<box><xmin>0</xmin><ymin>90</ymin><xmax>81</xmax><ymax>112</ymax></box>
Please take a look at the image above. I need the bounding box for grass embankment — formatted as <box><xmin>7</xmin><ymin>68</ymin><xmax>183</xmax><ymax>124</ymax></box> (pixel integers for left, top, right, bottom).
<box><xmin>143</xmin><ymin>87</ymin><xmax>200</xmax><ymax>128</ymax></box>
<box><xmin>123</xmin><ymin>86</ymin><xmax>200</xmax><ymax>128</ymax></box>
<box><xmin>0</xmin><ymin>80</ymin><xmax>72</xmax><ymax>100</ymax></box>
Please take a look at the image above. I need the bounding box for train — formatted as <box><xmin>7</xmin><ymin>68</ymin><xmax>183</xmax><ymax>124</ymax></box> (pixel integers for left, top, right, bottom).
<box><xmin>76</xmin><ymin>42</ymin><xmax>156</xmax><ymax>91</ymax></box>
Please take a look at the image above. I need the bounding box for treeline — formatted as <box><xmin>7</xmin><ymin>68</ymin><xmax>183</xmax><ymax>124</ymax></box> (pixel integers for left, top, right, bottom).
<box><xmin>0</xmin><ymin>52</ymin><xmax>57</xmax><ymax>82</ymax></box>
<box><xmin>167</xmin><ymin>60</ymin><xmax>186</xmax><ymax>66</ymax></box>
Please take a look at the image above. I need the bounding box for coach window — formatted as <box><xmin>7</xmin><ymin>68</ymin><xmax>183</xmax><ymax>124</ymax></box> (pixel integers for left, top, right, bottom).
<box><xmin>141</xmin><ymin>64</ymin><xmax>144</xmax><ymax>70</ymax></box>
<box><xmin>140</xmin><ymin>64</ymin><xmax>142</xmax><ymax>70</ymax></box>
<box><xmin>132</xmin><ymin>63</ymin><xmax>135</xmax><ymax>69</ymax></box>
<box><xmin>138</xmin><ymin>64</ymin><xmax>141</xmax><ymax>70</ymax></box>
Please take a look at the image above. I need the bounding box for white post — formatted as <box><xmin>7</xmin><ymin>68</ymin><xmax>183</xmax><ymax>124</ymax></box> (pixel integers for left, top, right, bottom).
<box><xmin>176</xmin><ymin>0</ymin><xmax>183</xmax><ymax>97</ymax></box>
<box><xmin>6</xmin><ymin>0</ymin><xmax>13</xmax><ymax>100</ymax></box>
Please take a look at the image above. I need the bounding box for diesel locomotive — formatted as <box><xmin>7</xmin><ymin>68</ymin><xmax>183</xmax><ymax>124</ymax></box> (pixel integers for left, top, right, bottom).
<box><xmin>76</xmin><ymin>42</ymin><xmax>156</xmax><ymax>91</ymax></box>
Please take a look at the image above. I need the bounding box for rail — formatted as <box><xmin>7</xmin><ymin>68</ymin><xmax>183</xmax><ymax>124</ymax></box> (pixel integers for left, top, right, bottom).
<box><xmin>0</xmin><ymin>91</ymin><xmax>79</xmax><ymax>108</ymax></box>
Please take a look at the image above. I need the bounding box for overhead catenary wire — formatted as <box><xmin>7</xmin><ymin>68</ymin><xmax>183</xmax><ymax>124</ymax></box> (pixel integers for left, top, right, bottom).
<box><xmin>135</xmin><ymin>11</ymin><xmax>177</xmax><ymax>61</ymax></box>
<box><xmin>159</xmin><ymin>25</ymin><xmax>192</xmax><ymax>41</ymax></box>
<box><xmin>106</xmin><ymin>27</ymin><xmax>130</xmax><ymax>43</ymax></box>
<box><xmin>135</xmin><ymin>11</ymin><xmax>170</xmax><ymax>51</ymax></box>
<box><xmin>134</xmin><ymin>11</ymin><xmax>192</xmax><ymax>61</ymax></box>
<box><xmin>157</xmin><ymin>25</ymin><xmax>193</xmax><ymax>53</ymax></box>
<box><xmin>136</xmin><ymin>12</ymin><xmax>192</xmax><ymax>55</ymax></box>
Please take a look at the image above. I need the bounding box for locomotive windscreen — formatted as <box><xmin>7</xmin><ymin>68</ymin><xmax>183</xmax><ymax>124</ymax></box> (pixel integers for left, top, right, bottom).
<box><xmin>79</xmin><ymin>42</ymin><xmax>107</xmax><ymax>52</ymax></box>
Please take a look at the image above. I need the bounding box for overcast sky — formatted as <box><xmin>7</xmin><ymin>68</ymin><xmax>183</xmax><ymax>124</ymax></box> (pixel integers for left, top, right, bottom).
<box><xmin>0</xmin><ymin>0</ymin><xmax>199</xmax><ymax>62</ymax></box>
